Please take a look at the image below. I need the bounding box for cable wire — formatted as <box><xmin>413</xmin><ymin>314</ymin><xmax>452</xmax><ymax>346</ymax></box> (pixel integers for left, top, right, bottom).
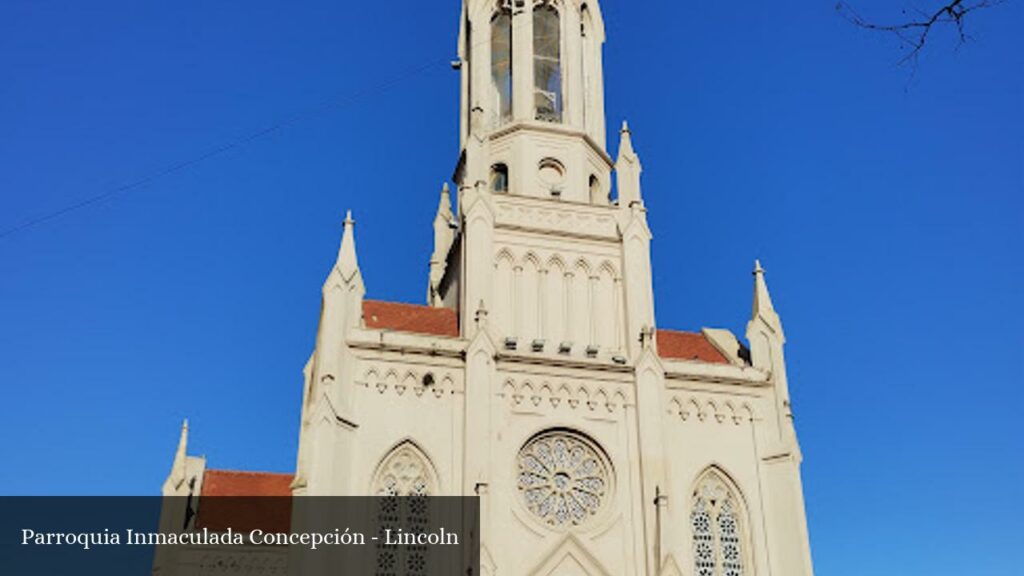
<box><xmin>0</xmin><ymin>10</ymin><xmax>570</xmax><ymax>241</ymax></box>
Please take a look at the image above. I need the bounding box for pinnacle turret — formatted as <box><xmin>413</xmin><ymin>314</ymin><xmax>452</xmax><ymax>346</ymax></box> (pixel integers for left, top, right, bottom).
<box><xmin>169</xmin><ymin>418</ymin><xmax>189</xmax><ymax>489</ymax></box>
<box><xmin>616</xmin><ymin>121</ymin><xmax>643</xmax><ymax>206</ymax></box>
<box><xmin>751</xmin><ymin>259</ymin><xmax>781</xmax><ymax>332</ymax></box>
<box><xmin>428</xmin><ymin>184</ymin><xmax>458</xmax><ymax>307</ymax></box>
<box><xmin>335</xmin><ymin>210</ymin><xmax>360</xmax><ymax>284</ymax></box>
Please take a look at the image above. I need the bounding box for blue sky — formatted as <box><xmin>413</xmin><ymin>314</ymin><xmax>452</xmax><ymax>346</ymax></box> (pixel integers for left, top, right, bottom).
<box><xmin>1</xmin><ymin>0</ymin><xmax>1021</xmax><ymax>574</ymax></box>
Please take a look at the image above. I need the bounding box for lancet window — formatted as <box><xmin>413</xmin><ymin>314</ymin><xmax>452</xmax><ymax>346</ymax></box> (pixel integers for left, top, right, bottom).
<box><xmin>691</xmin><ymin>469</ymin><xmax>749</xmax><ymax>576</ymax></box>
<box><xmin>533</xmin><ymin>2</ymin><xmax>563</xmax><ymax>122</ymax></box>
<box><xmin>372</xmin><ymin>442</ymin><xmax>437</xmax><ymax>576</ymax></box>
<box><xmin>491</xmin><ymin>3</ymin><xmax>513</xmax><ymax>123</ymax></box>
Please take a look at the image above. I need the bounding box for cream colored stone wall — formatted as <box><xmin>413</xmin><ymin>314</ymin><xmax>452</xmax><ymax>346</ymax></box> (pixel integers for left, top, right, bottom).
<box><xmin>490</xmin><ymin>359</ymin><xmax>639</xmax><ymax>575</ymax></box>
<box><xmin>661</xmin><ymin>372</ymin><xmax>774</xmax><ymax>576</ymax></box>
<box><xmin>349</xmin><ymin>353</ymin><xmax>465</xmax><ymax>496</ymax></box>
<box><xmin>490</xmin><ymin>233</ymin><xmax>624</xmax><ymax>356</ymax></box>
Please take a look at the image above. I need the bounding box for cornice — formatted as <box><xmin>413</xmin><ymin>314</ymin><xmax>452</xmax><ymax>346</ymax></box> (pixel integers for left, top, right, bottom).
<box><xmin>493</xmin><ymin>194</ymin><xmax>622</xmax><ymax>242</ymax></box>
<box><xmin>662</xmin><ymin>359</ymin><xmax>771</xmax><ymax>388</ymax></box>
<box><xmin>347</xmin><ymin>328</ymin><xmax>466</xmax><ymax>359</ymax></box>
<box><xmin>488</xmin><ymin>121</ymin><xmax>615</xmax><ymax>167</ymax></box>
<box><xmin>495</xmin><ymin>350</ymin><xmax>635</xmax><ymax>375</ymax></box>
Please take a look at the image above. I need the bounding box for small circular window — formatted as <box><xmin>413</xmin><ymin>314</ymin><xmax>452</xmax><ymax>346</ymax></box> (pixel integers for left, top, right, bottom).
<box><xmin>517</xmin><ymin>430</ymin><xmax>611</xmax><ymax>527</ymax></box>
<box><xmin>538</xmin><ymin>158</ymin><xmax>565</xmax><ymax>188</ymax></box>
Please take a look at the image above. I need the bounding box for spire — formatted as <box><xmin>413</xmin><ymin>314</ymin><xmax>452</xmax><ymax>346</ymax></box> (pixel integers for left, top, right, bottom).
<box><xmin>170</xmin><ymin>419</ymin><xmax>189</xmax><ymax>488</ymax></box>
<box><xmin>618</xmin><ymin>121</ymin><xmax>635</xmax><ymax>159</ymax></box>
<box><xmin>322</xmin><ymin>209</ymin><xmax>365</xmax><ymax>328</ymax></box>
<box><xmin>177</xmin><ymin>418</ymin><xmax>189</xmax><ymax>459</ymax></box>
<box><xmin>748</xmin><ymin>259</ymin><xmax>784</xmax><ymax>343</ymax></box>
<box><xmin>437</xmin><ymin>183</ymin><xmax>453</xmax><ymax>220</ymax></box>
<box><xmin>752</xmin><ymin>260</ymin><xmax>776</xmax><ymax>318</ymax></box>
<box><xmin>432</xmin><ymin>183</ymin><xmax>454</xmax><ymax>246</ymax></box>
<box><xmin>746</xmin><ymin>261</ymin><xmax>796</xmax><ymax>445</ymax></box>
<box><xmin>429</xmin><ymin>184</ymin><xmax>457</xmax><ymax>306</ymax></box>
<box><xmin>335</xmin><ymin>210</ymin><xmax>360</xmax><ymax>283</ymax></box>
<box><xmin>616</xmin><ymin>121</ymin><xmax>643</xmax><ymax>206</ymax></box>
<box><xmin>312</xmin><ymin>212</ymin><xmax>365</xmax><ymax>430</ymax></box>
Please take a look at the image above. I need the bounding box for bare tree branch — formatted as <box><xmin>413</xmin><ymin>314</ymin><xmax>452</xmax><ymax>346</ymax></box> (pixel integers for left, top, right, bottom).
<box><xmin>837</xmin><ymin>0</ymin><xmax>1009</xmax><ymax>67</ymax></box>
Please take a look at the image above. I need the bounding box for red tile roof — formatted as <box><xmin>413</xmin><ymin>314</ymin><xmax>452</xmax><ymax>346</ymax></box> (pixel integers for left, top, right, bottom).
<box><xmin>200</xmin><ymin>469</ymin><xmax>294</xmax><ymax>497</ymax></box>
<box><xmin>196</xmin><ymin>470</ymin><xmax>293</xmax><ymax>533</ymax></box>
<box><xmin>656</xmin><ymin>329</ymin><xmax>730</xmax><ymax>364</ymax></box>
<box><xmin>363</xmin><ymin>300</ymin><xmax>459</xmax><ymax>337</ymax></box>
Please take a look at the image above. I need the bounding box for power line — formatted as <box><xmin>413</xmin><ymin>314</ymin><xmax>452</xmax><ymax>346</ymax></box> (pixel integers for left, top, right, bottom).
<box><xmin>0</xmin><ymin>11</ymin><xmax>568</xmax><ymax>241</ymax></box>
<box><xmin>0</xmin><ymin>58</ymin><xmax>446</xmax><ymax>241</ymax></box>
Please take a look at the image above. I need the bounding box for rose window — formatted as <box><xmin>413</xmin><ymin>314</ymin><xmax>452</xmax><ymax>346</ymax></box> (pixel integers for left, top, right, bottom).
<box><xmin>517</xmin><ymin>431</ymin><xmax>610</xmax><ymax>527</ymax></box>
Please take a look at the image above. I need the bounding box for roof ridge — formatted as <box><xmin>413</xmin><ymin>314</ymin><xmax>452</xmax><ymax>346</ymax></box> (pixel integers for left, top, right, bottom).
<box><xmin>364</xmin><ymin>298</ymin><xmax>433</xmax><ymax>308</ymax></box>
<box><xmin>656</xmin><ymin>327</ymin><xmax>703</xmax><ymax>335</ymax></box>
<box><xmin>205</xmin><ymin>469</ymin><xmax>293</xmax><ymax>477</ymax></box>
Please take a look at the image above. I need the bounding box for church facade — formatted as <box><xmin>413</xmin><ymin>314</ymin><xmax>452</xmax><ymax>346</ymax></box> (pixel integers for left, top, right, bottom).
<box><xmin>161</xmin><ymin>1</ymin><xmax>815</xmax><ymax>575</ymax></box>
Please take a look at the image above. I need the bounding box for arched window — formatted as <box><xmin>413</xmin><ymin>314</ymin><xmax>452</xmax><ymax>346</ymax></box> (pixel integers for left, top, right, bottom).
<box><xmin>691</xmin><ymin>469</ymin><xmax>749</xmax><ymax>576</ymax></box>
<box><xmin>589</xmin><ymin>174</ymin><xmax>603</xmax><ymax>204</ymax></box>
<box><xmin>372</xmin><ymin>442</ymin><xmax>437</xmax><ymax>576</ymax></box>
<box><xmin>491</xmin><ymin>6</ymin><xmax>513</xmax><ymax>124</ymax></box>
<box><xmin>371</xmin><ymin>442</ymin><xmax>436</xmax><ymax>496</ymax></box>
<box><xmin>491</xmin><ymin>163</ymin><xmax>509</xmax><ymax>193</ymax></box>
<box><xmin>533</xmin><ymin>2</ymin><xmax>562</xmax><ymax>122</ymax></box>
<box><xmin>580</xmin><ymin>4</ymin><xmax>593</xmax><ymax>127</ymax></box>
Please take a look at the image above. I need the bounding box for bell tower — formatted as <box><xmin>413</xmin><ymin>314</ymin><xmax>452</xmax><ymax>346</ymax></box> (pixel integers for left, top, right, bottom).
<box><xmin>458</xmin><ymin>0</ymin><xmax>608</xmax><ymax>150</ymax></box>
<box><xmin>433</xmin><ymin>0</ymin><xmax>652</xmax><ymax>363</ymax></box>
<box><xmin>456</xmin><ymin>0</ymin><xmax>611</xmax><ymax>203</ymax></box>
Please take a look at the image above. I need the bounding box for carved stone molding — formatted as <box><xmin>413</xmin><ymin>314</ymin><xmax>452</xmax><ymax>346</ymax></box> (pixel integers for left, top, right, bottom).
<box><xmin>667</xmin><ymin>395</ymin><xmax>754</xmax><ymax>425</ymax></box>
<box><xmin>500</xmin><ymin>378</ymin><xmax>631</xmax><ymax>416</ymax></box>
<box><xmin>495</xmin><ymin>200</ymin><xmax>619</xmax><ymax>240</ymax></box>
<box><xmin>360</xmin><ymin>366</ymin><xmax>461</xmax><ymax>399</ymax></box>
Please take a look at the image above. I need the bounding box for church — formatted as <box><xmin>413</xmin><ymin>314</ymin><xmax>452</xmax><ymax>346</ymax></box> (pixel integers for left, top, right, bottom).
<box><xmin>160</xmin><ymin>1</ymin><xmax>815</xmax><ymax>575</ymax></box>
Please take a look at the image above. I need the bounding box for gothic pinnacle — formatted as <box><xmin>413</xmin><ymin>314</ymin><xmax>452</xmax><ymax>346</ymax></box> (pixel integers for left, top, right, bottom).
<box><xmin>176</xmin><ymin>418</ymin><xmax>189</xmax><ymax>458</ymax></box>
<box><xmin>751</xmin><ymin>259</ymin><xmax>779</xmax><ymax>324</ymax></box>
<box><xmin>618</xmin><ymin>120</ymin><xmax>635</xmax><ymax>159</ymax></box>
<box><xmin>171</xmin><ymin>418</ymin><xmax>190</xmax><ymax>487</ymax></box>
<box><xmin>336</xmin><ymin>210</ymin><xmax>360</xmax><ymax>283</ymax></box>
<box><xmin>616</xmin><ymin>120</ymin><xmax>642</xmax><ymax>205</ymax></box>
<box><xmin>437</xmin><ymin>183</ymin><xmax>453</xmax><ymax>218</ymax></box>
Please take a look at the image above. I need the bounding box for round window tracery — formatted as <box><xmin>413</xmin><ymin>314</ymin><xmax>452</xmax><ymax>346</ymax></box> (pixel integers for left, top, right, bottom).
<box><xmin>516</xmin><ymin>430</ymin><xmax>610</xmax><ymax>527</ymax></box>
<box><xmin>538</xmin><ymin>158</ymin><xmax>565</xmax><ymax>188</ymax></box>
<box><xmin>372</xmin><ymin>443</ymin><xmax>435</xmax><ymax>497</ymax></box>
